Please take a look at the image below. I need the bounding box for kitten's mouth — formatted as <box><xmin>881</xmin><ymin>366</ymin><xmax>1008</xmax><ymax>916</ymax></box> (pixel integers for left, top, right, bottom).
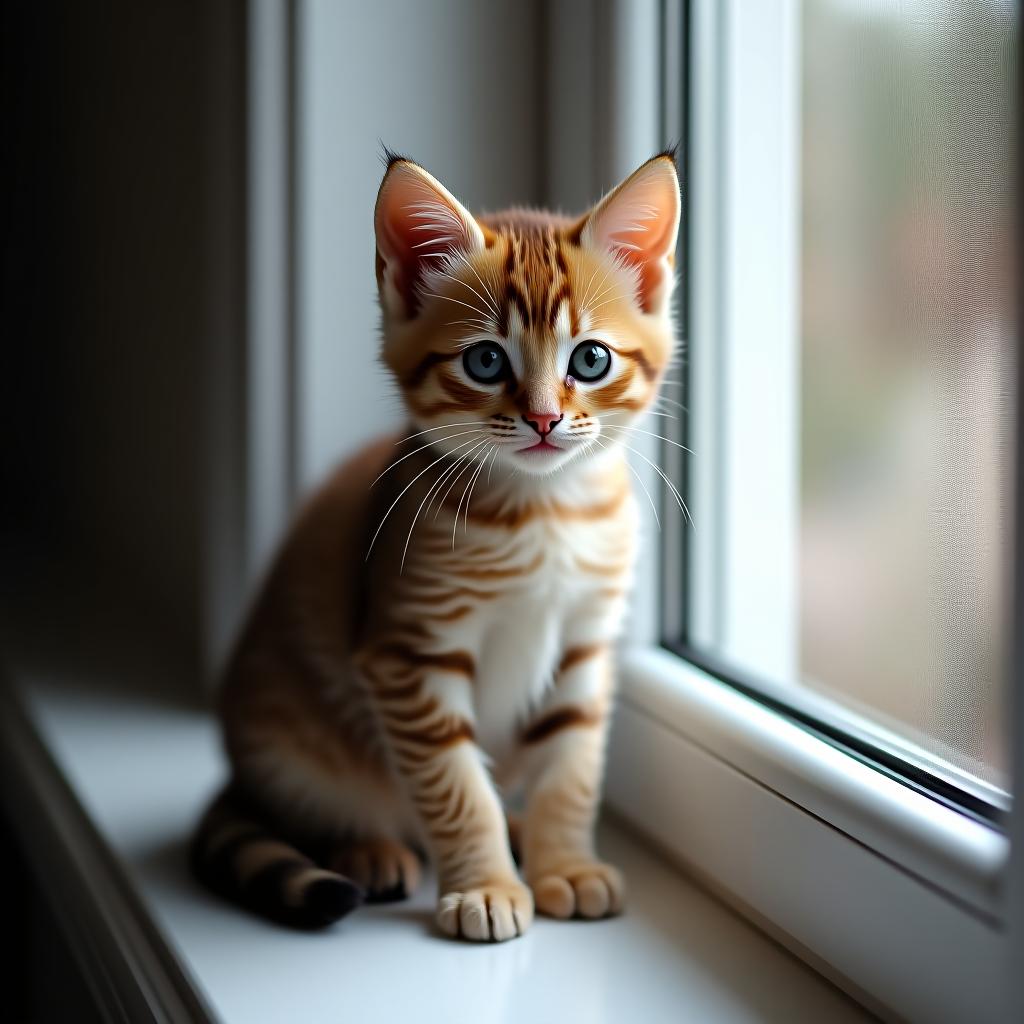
<box><xmin>518</xmin><ymin>439</ymin><xmax>563</xmax><ymax>455</ymax></box>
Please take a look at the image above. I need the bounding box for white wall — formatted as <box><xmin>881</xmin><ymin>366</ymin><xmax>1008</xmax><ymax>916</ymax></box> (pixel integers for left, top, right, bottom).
<box><xmin>297</xmin><ymin>0</ymin><xmax>544</xmax><ymax>488</ymax></box>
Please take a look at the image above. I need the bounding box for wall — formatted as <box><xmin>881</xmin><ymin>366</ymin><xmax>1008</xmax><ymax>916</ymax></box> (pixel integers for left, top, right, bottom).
<box><xmin>1</xmin><ymin>2</ymin><xmax>213</xmax><ymax>669</ymax></box>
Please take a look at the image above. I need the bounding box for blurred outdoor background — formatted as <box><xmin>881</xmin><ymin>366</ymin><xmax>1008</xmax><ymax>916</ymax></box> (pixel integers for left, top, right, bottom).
<box><xmin>797</xmin><ymin>0</ymin><xmax>1017</xmax><ymax>790</ymax></box>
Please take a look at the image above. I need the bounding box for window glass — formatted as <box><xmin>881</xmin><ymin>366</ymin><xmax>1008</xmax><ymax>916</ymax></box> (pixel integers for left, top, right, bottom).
<box><xmin>685</xmin><ymin>0</ymin><xmax>1018</xmax><ymax>797</ymax></box>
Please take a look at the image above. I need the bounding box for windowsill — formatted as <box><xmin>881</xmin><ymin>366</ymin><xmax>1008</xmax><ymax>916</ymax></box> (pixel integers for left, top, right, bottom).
<box><xmin>615</xmin><ymin>648</ymin><xmax>1006</xmax><ymax>917</ymax></box>
<box><xmin>0</xmin><ymin>574</ymin><xmax>871</xmax><ymax>1023</ymax></box>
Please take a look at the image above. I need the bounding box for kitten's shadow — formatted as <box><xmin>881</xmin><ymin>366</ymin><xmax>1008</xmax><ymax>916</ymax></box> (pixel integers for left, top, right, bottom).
<box><xmin>364</xmin><ymin>900</ymin><xmax>436</xmax><ymax>936</ymax></box>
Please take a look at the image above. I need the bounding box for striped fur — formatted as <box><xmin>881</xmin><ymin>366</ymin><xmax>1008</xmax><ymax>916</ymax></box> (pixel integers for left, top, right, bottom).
<box><xmin>191</xmin><ymin>789</ymin><xmax>364</xmax><ymax>929</ymax></box>
<box><xmin>193</xmin><ymin>152</ymin><xmax>681</xmax><ymax>940</ymax></box>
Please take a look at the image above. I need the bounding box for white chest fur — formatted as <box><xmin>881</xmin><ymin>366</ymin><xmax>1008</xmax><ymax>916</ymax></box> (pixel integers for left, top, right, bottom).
<box><xmin>469</xmin><ymin>505</ymin><xmax>636</xmax><ymax>762</ymax></box>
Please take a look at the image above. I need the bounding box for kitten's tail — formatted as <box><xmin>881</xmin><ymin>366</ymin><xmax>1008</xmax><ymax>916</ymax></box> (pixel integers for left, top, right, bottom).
<box><xmin>190</xmin><ymin>787</ymin><xmax>363</xmax><ymax>929</ymax></box>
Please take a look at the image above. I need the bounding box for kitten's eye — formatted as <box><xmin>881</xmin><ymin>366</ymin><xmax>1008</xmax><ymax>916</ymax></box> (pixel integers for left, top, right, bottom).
<box><xmin>463</xmin><ymin>342</ymin><xmax>508</xmax><ymax>384</ymax></box>
<box><xmin>569</xmin><ymin>341</ymin><xmax>611</xmax><ymax>382</ymax></box>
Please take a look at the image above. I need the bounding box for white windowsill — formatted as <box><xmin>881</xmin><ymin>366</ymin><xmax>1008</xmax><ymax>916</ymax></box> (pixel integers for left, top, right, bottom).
<box><xmin>0</xmin><ymin>579</ymin><xmax>871</xmax><ymax>1024</ymax></box>
<box><xmin>605</xmin><ymin>648</ymin><xmax>1008</xmax><ymax>1023</ymax></box>
<box><xmin>616</xmin><ymin>648</ymin><xmax>1007</xmax><ymax>916</ymax></box>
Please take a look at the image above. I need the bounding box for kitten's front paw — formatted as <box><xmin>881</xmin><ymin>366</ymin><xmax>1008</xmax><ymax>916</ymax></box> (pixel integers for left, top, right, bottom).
<box><xmin>529</xmin><ymin>861</ymin><xmax>625</xmax><ymax>920</ymax></box>
<box><xmin>436</xmin><ymin>879</ymin><xmax>534</xmax><ymax>942</ymax></box>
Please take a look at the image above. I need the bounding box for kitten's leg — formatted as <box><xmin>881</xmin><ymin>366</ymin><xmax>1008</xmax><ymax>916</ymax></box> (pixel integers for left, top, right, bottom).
<box><xmin>363</xmin><ymin>654</ymin><xmax>533</xmax><ymax>942</ymax></box>
<box><xmin>520</xmin><ymin>646</ymin><xmax>624</xmax><ymax>920</ymax></box>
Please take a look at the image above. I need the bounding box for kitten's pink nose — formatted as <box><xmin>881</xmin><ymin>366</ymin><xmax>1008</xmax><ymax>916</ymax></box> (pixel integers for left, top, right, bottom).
<box><xmin>523</xmin><ymin>411</ymin><xmax>563</xmax><ymax>437</ymax></box>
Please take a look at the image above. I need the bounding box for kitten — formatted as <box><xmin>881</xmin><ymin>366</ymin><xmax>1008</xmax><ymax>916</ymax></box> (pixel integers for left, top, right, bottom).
<box><xmin>192</xmin><ymin>150</ymin><xmax>680</xmax><ymax>941</ymax></box>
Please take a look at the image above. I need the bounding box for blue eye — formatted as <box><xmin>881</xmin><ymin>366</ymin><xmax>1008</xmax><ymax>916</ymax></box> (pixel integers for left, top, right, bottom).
<box><xmin>569</xmin><ymin>341</ymin><xmax>611</xmax><ymax>382</ymax></box>
<box><xmin>463</xmin><ymin>342</ymin><xmax>508</xmax><ymax>384</ymax></box>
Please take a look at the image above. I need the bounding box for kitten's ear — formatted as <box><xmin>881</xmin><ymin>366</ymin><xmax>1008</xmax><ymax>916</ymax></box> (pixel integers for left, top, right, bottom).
<box><xmin>578</xmin><ymin>152</ymin><xmax>681</xmax><ymax>314</ymax></box>
<box><xmin>374</xmin><ymin>156</ymin><xmax>486</xmax><ymax>319</ymax></box>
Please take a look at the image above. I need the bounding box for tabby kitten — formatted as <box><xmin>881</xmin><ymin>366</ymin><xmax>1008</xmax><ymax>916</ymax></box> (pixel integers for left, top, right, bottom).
<box><xmin>192</xmin><ymin>150</ymin><xmax>681</xmax><ymax>942</ymax></box>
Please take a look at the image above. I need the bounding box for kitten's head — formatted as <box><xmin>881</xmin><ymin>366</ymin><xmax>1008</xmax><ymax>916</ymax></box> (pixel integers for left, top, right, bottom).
<box><xmin>374</xmin><ymin>151</ymin><xmax>680</xmax><ymax>478</ymax></box>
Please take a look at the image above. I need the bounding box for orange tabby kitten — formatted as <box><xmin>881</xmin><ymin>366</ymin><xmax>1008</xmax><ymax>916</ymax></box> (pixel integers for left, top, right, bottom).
<box><xmin>192</xmin><ymin>150</ymin><xmax>680</xmax><ymax>941</ymax></box>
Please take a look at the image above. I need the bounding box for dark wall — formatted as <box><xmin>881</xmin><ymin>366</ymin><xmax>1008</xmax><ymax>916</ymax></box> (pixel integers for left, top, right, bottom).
<box><xmin>2</xmin><ymin>3</ymin><xmax>239</xmax><ymax>665</ymax></box>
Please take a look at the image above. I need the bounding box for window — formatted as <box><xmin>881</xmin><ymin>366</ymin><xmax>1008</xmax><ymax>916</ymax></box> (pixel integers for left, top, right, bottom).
<box><xmin>674</xmin><ymin>0</ymin><xmax>1018</xmax><ymax>815</ymax></box>
<box><xmin>604</xmin><ymin>2</ymin><xmax>1018</xmax><ymax>1020</ymax></box>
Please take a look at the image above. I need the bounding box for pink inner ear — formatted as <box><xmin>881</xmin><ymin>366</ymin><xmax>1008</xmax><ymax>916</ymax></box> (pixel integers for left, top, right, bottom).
<box><xmin>375</xmin><ymin>165</ymin><xmax>479</xmax><ymax>317</ymax></box>
<box><xmin>377</xmin><ymin>199</ymin><xmax>425</xmax><ymax>314</ymax></box>
<box><xmin>589</xmin><ymin>160</ymin><xmax>680</xmax><ymax>314</ymax></box>
<box><xmin>607</xmin><ymin>220</ymin><xmax>675</xmax><ymax>315</ymax></box>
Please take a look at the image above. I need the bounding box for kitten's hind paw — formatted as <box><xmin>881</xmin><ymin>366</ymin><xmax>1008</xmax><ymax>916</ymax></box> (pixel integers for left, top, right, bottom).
<box><xmin>436</xmin><ymin>880</ymin><xmax>534</xmax><ymax>942</ymax></box>
<box><xmin>328</xmin><ymin>837</ymin><xmax>422</xmax><ymax>903</ymax></box>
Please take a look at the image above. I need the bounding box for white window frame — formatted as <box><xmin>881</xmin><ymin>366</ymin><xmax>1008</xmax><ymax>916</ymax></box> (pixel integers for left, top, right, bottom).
<box><xmin>684</xmin><ymin>0</ymin><xmax>800</xmax><ymax>684</ymax></box>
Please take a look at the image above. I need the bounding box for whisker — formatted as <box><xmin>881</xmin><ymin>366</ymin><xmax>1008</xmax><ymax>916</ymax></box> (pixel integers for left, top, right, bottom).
<box><xmin>471</xmin><ymin>445</ymin><xmax>497</xmax><ymax>517</ymax></box>
<box><xmin>423</xmin><ymin>443</ymin><xmax>479</xmax><ymax>521</ymax></box>
<box><xmin>586</xmin><ymin>274</ymin><xmax>620</xmax><ymax>312</ymax></box>
<box><xmin>593</xmin><ymin>435</ymin><xmax>660</xmax><ymax>531</ymax></box>
<box><xmin>610</xmin><ymin>437</ymin><xmax>694</xmax><ymax>528</ymax></box>
<box><xmin>578</xmin><ymin>263</ymin><xmax>600</xmax><ymax>312</ymax></box>
<box><xmin>397</xmin><ymin>421</ymin><xmax>491</xmax><ymax>444</ymax></box>
<box><xmin>375</xmin><ymin>427</ymin><xmax>487</xmax><ymax>485</ymax></box>
<box><xmin>431</xmin><ymin>293</ymin><xmax>495</xmax><ymax>323</ymax></box>
<box><xmin>445</xmin><ymin>318</ymin><xmax>495</xmax><ymax>333</ymax></box>
<box><xmin>432</xmin><ymin>442</ymin><xmax>486</xmax><ymax>521</ymax></box>
<box><xmin>584</xmin><ymin>291</ymin><xmax>624</xmax><ymax>316</ymax></box>
<box><xmin>401</xmin><ymin>439</ymin><xmax>488</xmax><ymax>571</ymax></box>
<box><xmin>579</xmin><ymin>261</ymin><xmax>609</xmax><ymax>313</ymax></box>
<box><xmin>582</xmin><ymin>262</ymin><xmax>618</xmax><ymax>313</ymax></box>
<box><xmin>459</xmin><ymin>445</ymin><xmax>493</xmax><ymax>539</ymax></box>
<box><xmin>365</xmin><ymin>435</ymin><xmax>484</xmax><ymax>561</ymax></box>
<box><xmin>453</xmin><ymin>447</ymin><xmax>487</xmax><ymax>548</ymax></box>
<box><xmin>487</xmin><ymin>444</ymin><xmax>499</xmax><ymax>484</ymax></box>
<box><xmin>451</xmin><ymin>250</ymin><xmax>502</xmax><ymax>320</ymax></box>
<box><xmin>452</xmin><ymin>276</ymin><xmax>502</xmax><ymax>323</ymax></box>
<box><xmin>654</xmin><ymin>394</ymin><xmax>688</xmax><ymax>413</ymax></box>
<box><xmin>454</xmin><ymin>334</ymin><xmax>500</xmax><ymax>350</ymax></box>
<box><xmin>400</xmin><ymin>459</ymin><xmax>464</xmax><ymax>572</ymax></box>
<box><xmin>603</xmin><ymin>423</ymin><xmax>694</xmax><ymax>455</ymax></box>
